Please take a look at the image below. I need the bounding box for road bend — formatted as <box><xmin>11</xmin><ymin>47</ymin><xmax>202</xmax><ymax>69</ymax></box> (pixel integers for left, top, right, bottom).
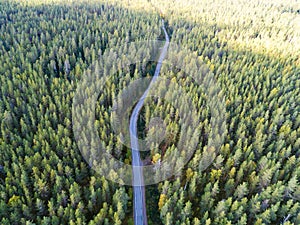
<box><xmin>129</xmin><ymin>19</ymin><xmax>169</xmax><ymax>225</ymax></box>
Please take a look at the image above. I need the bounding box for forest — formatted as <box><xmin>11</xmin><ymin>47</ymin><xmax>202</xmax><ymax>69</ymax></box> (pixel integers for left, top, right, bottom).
<box><xmin>0</xmin><ymin>0</ymin><xmax>299</xmax><ymax>224</ymax></box>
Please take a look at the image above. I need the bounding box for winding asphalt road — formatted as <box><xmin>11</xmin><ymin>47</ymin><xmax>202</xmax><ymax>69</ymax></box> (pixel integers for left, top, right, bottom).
<box><xmin>129</xmin><ymin>19</ymin><xmax>169</xmax><ymax>225</ymax></box>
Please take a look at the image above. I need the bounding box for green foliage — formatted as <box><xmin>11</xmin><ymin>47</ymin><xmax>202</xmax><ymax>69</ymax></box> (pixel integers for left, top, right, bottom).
<box><xmin>0</xmin><ymin>0</ymin><xmax>299</xmax><ymax>224</ymax></box>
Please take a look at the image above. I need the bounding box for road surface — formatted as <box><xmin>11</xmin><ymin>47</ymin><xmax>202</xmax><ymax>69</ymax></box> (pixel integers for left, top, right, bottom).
<box><xmin>129</xmin><ymin>19</ymin><xmax>169</xmax><ymax>225</ymax></box>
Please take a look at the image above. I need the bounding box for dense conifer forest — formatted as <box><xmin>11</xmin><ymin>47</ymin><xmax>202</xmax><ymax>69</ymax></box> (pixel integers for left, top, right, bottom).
<box><xmin>0</xmin><ymin>0</ymin><xmax>299</xmax><ymax>224</ymax></box>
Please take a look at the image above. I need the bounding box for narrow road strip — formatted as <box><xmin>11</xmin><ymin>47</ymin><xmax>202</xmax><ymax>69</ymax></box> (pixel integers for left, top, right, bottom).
<box><xmin>130</xmin><ymin>19</ymin><xmax>170</xmax><ymax>225</ymax></box>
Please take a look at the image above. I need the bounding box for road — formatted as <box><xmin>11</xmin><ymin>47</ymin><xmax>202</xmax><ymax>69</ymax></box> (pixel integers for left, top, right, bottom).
<box><xmin>129</xmin><ymin>19</ymin><xmax>169</xmax><ymax>225</ymax></box>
